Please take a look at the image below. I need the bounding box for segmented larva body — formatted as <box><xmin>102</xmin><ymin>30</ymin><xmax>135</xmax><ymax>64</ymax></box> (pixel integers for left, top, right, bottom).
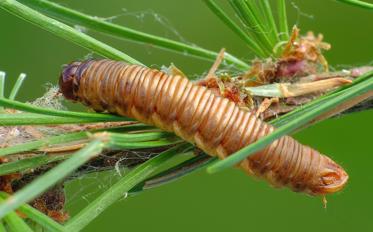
<box><xmin>59</xmin><ymin>59</ymin><xmax>348</xmax><ymax>195</ymax></box>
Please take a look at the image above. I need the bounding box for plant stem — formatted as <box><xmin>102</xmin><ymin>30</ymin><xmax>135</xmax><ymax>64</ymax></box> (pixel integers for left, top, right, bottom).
<box><xmin>0</xmin><ymin>126</ymin><xmax>172</xmax><ymax>157</ymax></box>
<box><xmin>336</xmin><ymin>0</ymin><xmax>373</xmax><ymax>9</ymax></box>
<box><xmin>0</xmin><ymin>130</ymin><xmax>88</xmax><ymax>157</ymax></box>
<box><xmin>0</xmin><ymin>154</ymin><xmax>68</xmax><ymax>176</ymax></box>
<box><xmin>0</xmin><ymin>0</ymin><xmax>142</xmax><ymax>65</ymax></box>
<box><xmin>277</xmin><ymin>0</ymin><xmax>289</xmax><ymax>41</ymax></box>
<box><xmin>0</xmin><ymin>97</ymin><xmax>129</xmax><ymax>121</ymax></box>
<box><xmin>229</xmin><ymin>0</ymin><xmax>274</xmax><ymax>53</ymax></box>
<box><xmin>271</xmin><ymin>70</ymin><xmax>373</xmax><ymax>127</ymax></box>
<box><xmin>8</xmin><ymin>73</ymin><xmax>26</xmax><ymax>100</ymax></box>
<box><xmin>258</xmin><ymin>0</ymin><xmax>279</xmax><ymax>42</ymax></box>
<box><xmin>0</xmin><ymin>197</ymin><xmax>34</xmax><ymax>232</ymax></box>
<box><xmin>19</xmin><ymin>0</ymin><xmax>249</xmax><ymax>70</ymax></box>
<box><xmin>203</xmin><ymin>0</ymin><xmax>268</xmax><ymax>57</ymax></box>
<box><xmin>244</xmin><ymin>0</ymin><xmax>277</xmax><ymax>46</ymax></box>
<box><xmin>105</xmin><ymin>131</ymin><xmax>181</xmax><ymax>149</ymax></box>
<box><xmin>131</xmin><ymin>153</ymin><xmax>214</xmax><ymax>194</ymax></box>
<box><xmin>107</xmin><ymin>131</ymin><xmax>174</xmax><ymax>142</ymax></box>
<box><xmin>0</xmin><ymin>72</ymin><xmax>5</xmax><ymax>111</ymax></box>
<box><xmin>0</xmin><ymin>72</ymin><xmax>4</xmax><ymax>99</ymax></box>
<box><xmin>2</xmin><ymin>212</ymin><xmax>33</xmax><ymax>232</ymax></box>
<box><xmin>0</xmin><ymin>113</ymin><xmax>121</xmax><ymax>125</ymax></box>
<box><xmin>0</xmin><ymin>221</ymin><xmax>5</xmax><ymax>232</ymax></box>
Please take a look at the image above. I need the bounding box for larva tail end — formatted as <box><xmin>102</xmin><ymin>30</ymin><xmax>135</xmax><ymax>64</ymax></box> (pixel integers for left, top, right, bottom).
<box><xmin>59</xmin><ymin>61</ymin><xmax>82</xmax><ymax>101</ymax></box>
<box><xmin>312</xmin><ymin>157</ymin><xmax>349</xmax><ymax>195</ymax></box>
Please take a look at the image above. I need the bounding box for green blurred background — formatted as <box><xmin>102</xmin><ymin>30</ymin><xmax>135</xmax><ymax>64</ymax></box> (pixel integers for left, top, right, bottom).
<box><xmin>0</xmin><ymin>0</ymin><xmax>372</xmax><ymax>231</ymax></box>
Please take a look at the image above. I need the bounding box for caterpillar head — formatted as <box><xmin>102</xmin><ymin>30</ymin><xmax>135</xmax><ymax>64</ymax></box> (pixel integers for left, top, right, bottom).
<box><xmin>59</xmin><ymin>61</ymin><xmax>83</xmax><ymax>101</ymax></box>
<box><xmin>311</xmin><ymin>156</ymin><xmax>349</xmax><ymax>195</ymax></box>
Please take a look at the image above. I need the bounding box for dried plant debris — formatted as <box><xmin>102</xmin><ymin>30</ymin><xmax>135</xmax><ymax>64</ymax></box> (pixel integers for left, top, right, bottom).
<box><xmin>197</xmin><ymin>27</ymin><xmax>371</xmax><ymax>121</ymax></box>
<box><xmin>12</xmin><ymin>170</ymin><xmax>69</xmax><ymax>222</ymax></box>
<box><xmin>0</xmin><ymin>158</ymin><xmax>22</xmax><ymax>194</ymax></box>
<box><xmin>0</xmin><ymin>155</ymin><xmax>68</xmax><ymax>221</ymax></box>
<box><xmin>29</xmin><ymin>85</ymin><xmax>66</xmax><ymax>111</ymax></box>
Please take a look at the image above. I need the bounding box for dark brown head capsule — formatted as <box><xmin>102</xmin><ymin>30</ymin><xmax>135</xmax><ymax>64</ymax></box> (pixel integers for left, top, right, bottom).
<box><xmin>59</xmin><ymin>61</ymin><xmax>85</xmax><ymax>101</ymax></box>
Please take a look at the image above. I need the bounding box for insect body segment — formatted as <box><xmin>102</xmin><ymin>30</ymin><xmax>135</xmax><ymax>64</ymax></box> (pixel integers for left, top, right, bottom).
<box><xmin>59</xmin><ymin>59</ymin><xmax>348</xmax><ymax>195</ymax></box>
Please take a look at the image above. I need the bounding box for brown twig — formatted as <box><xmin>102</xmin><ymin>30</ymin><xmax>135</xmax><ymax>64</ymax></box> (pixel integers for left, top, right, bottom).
<box><xmin>205</xmin><ymin>48</ymin><xmax>226</xmax><ymax>80</ymax></box>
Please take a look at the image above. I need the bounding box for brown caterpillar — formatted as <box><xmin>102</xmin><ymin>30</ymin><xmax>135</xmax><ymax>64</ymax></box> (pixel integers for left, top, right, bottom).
<box><xmin>59</xmin><ymin>59</ymin><xmax>348</xmax><ymax>196</ymax></box>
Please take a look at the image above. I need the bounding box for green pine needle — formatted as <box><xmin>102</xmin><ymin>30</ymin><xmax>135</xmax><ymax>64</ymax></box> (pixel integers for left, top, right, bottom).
<box><xmin>0</xmin><ymin>0</ymin><xmax>142</xmax><ymax>65</ymax></box>
<box><xmin>0</xmin><ymin>130</ymin><xmax>89</xmax><ymax>157</ymax></box>
<box><xmin>0</xmin><ymin>72</ymin><xmax>5</xmax><ymax>111</ymax></box>
<box><xmin>0</xmin><ymin>113</ymin><xmax>121</xmax><ymax>125</ymax></box>
<box><xmin>131</xmin><ymin>153</ymin><xmax>214</xmax><ymax>194</ymax></box>
<box><xmin>229</xmin><ymin>0</ymin><xmax>274</xmax><ymax>53</ymax></box>
<box><xmin>0</xmin><ymin>126</ymin><xmax>168</xmax><ymax>157</ymax></box>
<box><xmin>2</xmin><ymin>213</ymin><xmax>33</xmax><ymax>232</ymax></box>
<box><xmin>258</xmin><ymin>0</ymin><xmax>280</xmax><ymax>43</ymax></box>
<box><xmin>0</xmin><ymin>197</ymin><xmax>33</xmax><ymax>232</ymax></box>
<box><xmin>0</xmin><ymin>72</ymin><xmax>5</xmax><ymax>99</ymax></box>
<box><xmin>336</xmin><ymin>0</ymin><xmax>373</xmax><ymax>9</ymax></box>
<box><xmin>0</xmin><ymin>97</ymin><xmax>130</xmax><ymax>122</ymax></box>
<box><xmin>0</xmin><ymin>154</ymin><xmax>68</xmax><ymax>176</ymax></box>
<box><xmin>8</xmin><ymin>73</ymin><xmax>26</xmax><ymax>100</ymax></box>
<box><xmin>277</xmin><ymin>0</ymin><xmax>289</xmax><ymax>41</ymax></box>
<box><xmin>203</xmin><ymin>0</ymin><xmax>269</xmax><ymax>57</ymax></box>
<box><xmin>19</xmin><ymin>0</ymin><xmax>249</xmax><ymax>70</ymax></box>
<box><xmin>0</xmin><ymin>221</ymin><xmax>6</xmax><ymax>232</ymax></box>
